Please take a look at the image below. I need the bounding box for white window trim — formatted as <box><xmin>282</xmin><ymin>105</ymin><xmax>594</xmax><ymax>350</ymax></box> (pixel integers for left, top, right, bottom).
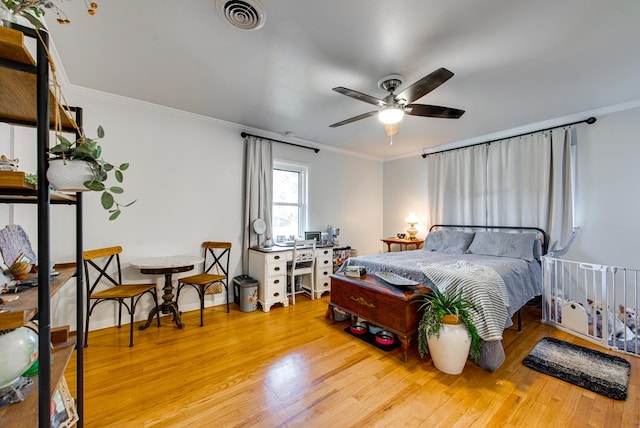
<box><xmin>273</xmin><ymin>160</ymin><xmax>309</xmax><ymax>237</ymax></box>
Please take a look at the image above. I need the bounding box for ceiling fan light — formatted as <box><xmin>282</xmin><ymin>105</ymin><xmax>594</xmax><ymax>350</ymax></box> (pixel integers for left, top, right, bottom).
<box><xmin>378</xmin><ymin>106</ymin><xmax>404</xmax><ymax>124</ymax></box>
<box><xmin>384</xmin><ymin>123</ymin><xmax>400</xmax><ymax>137</ymax></box>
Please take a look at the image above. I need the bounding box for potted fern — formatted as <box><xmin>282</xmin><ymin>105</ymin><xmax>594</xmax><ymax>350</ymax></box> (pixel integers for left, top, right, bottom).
<box><xmin>415</xmin><ymin>287</ymin><xmax>481</xmax><ymax>374</ymax></box>
<box><xmin>47</xmin><ymin>125</ymin><xmax>134</xmax><ymax>220</ymax></box>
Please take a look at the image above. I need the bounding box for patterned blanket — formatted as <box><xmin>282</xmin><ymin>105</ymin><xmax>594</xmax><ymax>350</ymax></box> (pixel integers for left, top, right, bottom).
<box><xmin>418</xmin><ymin>261</ymin><xmax>509</xmax><ymax>341</ymax></box>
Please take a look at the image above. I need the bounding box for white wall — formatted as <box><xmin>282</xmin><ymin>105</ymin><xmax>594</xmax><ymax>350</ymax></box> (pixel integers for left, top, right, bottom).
<box><xmin>563</xmin><ymin>107</ymin><xmax>640</xmax><ymax>268</ymax></box>
<box><xmin>0</xmin><ymin>87</ymin><xmax>383</xmax><ymax>331</ymax></box>
<box><xmin>383</xmin><ymin>106</ymin><xmax>640</xmax><ymax>269</ymax></box>
<box><xmin>383</xmin><ymin>156</ymin><xmax>430</xmax><ymax>246</ymax></box>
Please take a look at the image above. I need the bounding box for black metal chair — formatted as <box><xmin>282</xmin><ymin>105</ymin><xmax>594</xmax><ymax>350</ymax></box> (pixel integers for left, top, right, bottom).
<box><xmin>83</xmin><ymin>246</ymin><xmax>160</xmax><ymax>347</ymax></box>
<box><xmin>176</xmin><ymin>241</ymin><xmax>232</xmax><ymax>326</ymax></box>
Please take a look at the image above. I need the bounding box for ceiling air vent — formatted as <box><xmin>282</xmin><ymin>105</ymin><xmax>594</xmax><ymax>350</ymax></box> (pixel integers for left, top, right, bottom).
<box><xmin>216</xmin><ymin>0</ymin><xmax>266</xmax><ymax>31</ymax></box>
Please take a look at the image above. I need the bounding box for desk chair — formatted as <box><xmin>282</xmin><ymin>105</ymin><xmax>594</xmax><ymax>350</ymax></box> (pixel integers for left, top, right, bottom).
<box><xmin>288</xmin><ymin>239</ymin><xmax>316</xmax><ymax>305</ymax></box>
<box><xmin>83</xmin><ymin>246</ymin><xmax>160</xmax><ymax>347</ymax></box>
<box><xmin>176</xmin><ymin>242</ymin><xmax>232</xmax><ymax>326</ymax></box>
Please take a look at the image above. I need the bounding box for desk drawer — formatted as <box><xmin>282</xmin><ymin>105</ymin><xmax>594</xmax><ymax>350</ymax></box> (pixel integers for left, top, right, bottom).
<box><xmin>263</xmin><ymin>276</ymin><xmax>286</xmax><ymax>302</ymax></box>
<box><xmin>316</xmin><ymin>264</ymin><xmax>332</xmax><ymax>293</ymax></box>
<box><xmin>317</xmin><ymin>255</ymin><xmax>332</xmax><ymax>269</ymax></box>
<box><xmin>266</xmin><ymin>253</ymin><xmax>289</xmax><ymax>263</ymax></box>
<box><xmin>318</xmin><ymin>248</ymin><xmax>332</xmax><ymax>258</ymax></box>
<box><xmin>316</xmin><ymin>277</ymin><xmax>331</xmax><ymax>293</ymax></box>
<box><xmin>267</xmin><ymin>261</ymin><xmax>286</xmax><ymax>277</ymax></box>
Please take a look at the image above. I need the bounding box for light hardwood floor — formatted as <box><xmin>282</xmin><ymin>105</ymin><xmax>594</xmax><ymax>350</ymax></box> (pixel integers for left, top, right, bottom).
<box><xmin>65</xmin><ymin>294</ymin><xmax>639</xmax><ymax>427</ymax></box>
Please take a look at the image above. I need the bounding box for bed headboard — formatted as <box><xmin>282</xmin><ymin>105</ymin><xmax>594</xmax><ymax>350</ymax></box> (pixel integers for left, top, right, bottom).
<box><xmin>428</xmin><ymin>224</ymin><xmax>549</xmax><ymax>256</ymax></box>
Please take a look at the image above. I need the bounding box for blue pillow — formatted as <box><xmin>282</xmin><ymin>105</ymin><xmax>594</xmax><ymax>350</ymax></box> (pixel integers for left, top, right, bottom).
<box><xmin>467</xmin><ymin>231</ymin><xmax>536</xmax><ymax>261</ymax></box>
<box><xmin>423</xmin><ymin>230</ymin><xmax>475</xmax><ymax>254</ymax></box>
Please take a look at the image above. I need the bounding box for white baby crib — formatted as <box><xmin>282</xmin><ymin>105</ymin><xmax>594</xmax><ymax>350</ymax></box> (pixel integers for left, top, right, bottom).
<box><xmin>542</xmin><ymin>256</ymin><xmax>640</xmax><ymax>357</ymax></box>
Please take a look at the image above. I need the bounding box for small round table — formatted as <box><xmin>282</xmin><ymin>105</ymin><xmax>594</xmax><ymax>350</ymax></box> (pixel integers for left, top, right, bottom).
<box><xmin>131</xmin><ymin>256</ymin><xmax>203</xmax><ymax>329</ymax></box>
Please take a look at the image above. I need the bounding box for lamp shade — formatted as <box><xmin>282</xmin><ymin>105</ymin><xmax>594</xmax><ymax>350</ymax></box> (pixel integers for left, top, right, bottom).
<box><xmin>378</xmin><ymin>106</ymin><xmax>404</xmax><ymax>124</ymax></box>
<box><xmin>405</xmin><ymin>212</ymin><xmax>419</xmax><ymax>225</ymax></box>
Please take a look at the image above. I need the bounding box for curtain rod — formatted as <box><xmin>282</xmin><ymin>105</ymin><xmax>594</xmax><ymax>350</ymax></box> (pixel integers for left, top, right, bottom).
<box><xmin>241</xmin><ymin>132</ymin><xmax>320</xmax><ymax>153</ymax></box>
<box><xmin>421</xmin><ymin>116</ymin><xmax>596</xmax><ymax>158</ymax></box>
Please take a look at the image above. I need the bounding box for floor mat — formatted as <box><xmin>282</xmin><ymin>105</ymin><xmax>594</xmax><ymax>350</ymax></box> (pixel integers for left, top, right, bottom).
<box><xmin>523</xmin><ymin>336</ymin><xmax>631</xmax><ymax>400</ymax></box>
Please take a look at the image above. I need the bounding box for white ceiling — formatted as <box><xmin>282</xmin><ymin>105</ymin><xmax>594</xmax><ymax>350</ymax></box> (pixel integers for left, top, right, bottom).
<box><xmin>45</xmin><ymin>0</ymin><xmax>640</xmax><ymax>159</ymax></box>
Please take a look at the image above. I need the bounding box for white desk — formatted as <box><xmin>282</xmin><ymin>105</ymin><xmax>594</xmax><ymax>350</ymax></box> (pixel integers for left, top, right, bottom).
<box><xmin>248</xmin><ymin>246</ymin><xmax>333</xmax><ymax>312</ymax></box>
<box><xmin>131</xmin><ymin>255</ymin><xmax>203</xmax><ymax>329</ymax></box>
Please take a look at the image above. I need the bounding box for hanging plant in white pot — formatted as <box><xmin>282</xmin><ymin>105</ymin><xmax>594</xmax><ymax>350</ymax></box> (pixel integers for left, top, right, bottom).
<box><xmin>46</xmin><ymin>158</ymin><xmax>94</xmax><ymax>192</ymax></box>
<box><xmin>416</xmin><ymin>287</ymin><xmax>481</xmax><ymax>374</ymax></box>
<box><xmin>47</xmin><ymin>125</ymin><xmax>135</xmax><ymax>220</ymax></box>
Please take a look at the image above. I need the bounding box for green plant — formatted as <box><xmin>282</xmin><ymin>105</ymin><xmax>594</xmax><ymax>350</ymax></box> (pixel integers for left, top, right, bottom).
<box><xmin>50</xmin><ymin>125</ymin><xmax>135</xmax><ymax>220</ymax></box>
<box><xmin>415</xmin><ymin>287</ymin><xmax>482</xmax><ymax>363</ymax></box>
<box><xmin>24</xmin><ymin>173</ymin><xmax>37</xmax><ymax>187</ymax></box>
<box><xmin>1</xmin><ymin>0</ymin><xmax>98</xmax><ymax>28</ymax></box>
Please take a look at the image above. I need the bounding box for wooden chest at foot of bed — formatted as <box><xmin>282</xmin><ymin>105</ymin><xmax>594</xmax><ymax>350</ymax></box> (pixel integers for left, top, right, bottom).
<box><xmin>329</xmin><ymin>273</ymin><xmax>430</xmax><ymax>361</ymax></box>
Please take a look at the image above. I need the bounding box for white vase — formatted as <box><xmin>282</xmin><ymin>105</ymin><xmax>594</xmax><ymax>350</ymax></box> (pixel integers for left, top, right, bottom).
<box><xmin>0</xmin><ymin>327</ymin><xmax>39</xmax><ymax>389</ymax></box>
<box><xmin>427</xmin><ymin>321</ymin><xmax>471</xmax><ymax>375</ymax></box>
<box><xmin>47</xmin><ymin>159</ymin><xmax>95</xmax><ymax>192</ymax></box>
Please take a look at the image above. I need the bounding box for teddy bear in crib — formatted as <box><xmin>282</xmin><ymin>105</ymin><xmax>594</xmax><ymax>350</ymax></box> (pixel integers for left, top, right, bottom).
<box><xmin>588</xmin><ymin>299</ymin><xmax>635</xmax><ymax>340</ymax></box>
<box><xmin>618</xmin><ymin>304</ymin><xmax>637</xmax><ymax>333</ymax></box>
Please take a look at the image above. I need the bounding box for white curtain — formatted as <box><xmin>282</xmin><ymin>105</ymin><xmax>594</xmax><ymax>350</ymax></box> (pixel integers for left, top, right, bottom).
<box><xmin>547</xmin><ymin>127</ymin><xmax>576</xmax><ymax>254</ymax></box>
<box><xmin>242</xmin><ymin>136</ymin><xmax>273</xmax><ymax>272</ymax></box>
<box><xmin>426</xmin><ymin>128</ymin><xmax>576</xmax><ymax>253</ymax></box>
<box><xmin>426</xmin><ymin>144</ymin><xmax>488</xmax><ymax>228</ymax></box>
<box><xmin>486</xmin><ymin>133</ymin><xmax>552</xmax><ymax>228</ymax></box>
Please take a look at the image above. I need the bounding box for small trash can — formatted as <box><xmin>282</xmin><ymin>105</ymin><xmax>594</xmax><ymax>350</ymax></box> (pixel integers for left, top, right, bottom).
<box><xmin>233</xmin><ymin>275</ymin><xmax>258</xmax><ymax>312</ymax></box>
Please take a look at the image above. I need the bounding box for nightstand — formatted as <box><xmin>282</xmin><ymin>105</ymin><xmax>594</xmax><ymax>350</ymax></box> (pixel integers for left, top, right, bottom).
<box><xmin>380</xmin><ymin>237</ymin><xmax>424</xmax><ymax>252</ymax></box>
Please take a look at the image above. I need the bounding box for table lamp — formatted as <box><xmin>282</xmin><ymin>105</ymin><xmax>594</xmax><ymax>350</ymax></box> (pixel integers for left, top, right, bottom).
<box><xmin>405</xmin><ymin>212</ymin><xmax>419</xmax><ymax>240</ymax></box>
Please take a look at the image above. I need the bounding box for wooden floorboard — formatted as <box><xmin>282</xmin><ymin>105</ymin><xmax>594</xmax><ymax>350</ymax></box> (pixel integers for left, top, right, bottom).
<box><xmin>64</xmin><ymin>294</ymin><xmax>640</xmax><ymax>427</ymax></box>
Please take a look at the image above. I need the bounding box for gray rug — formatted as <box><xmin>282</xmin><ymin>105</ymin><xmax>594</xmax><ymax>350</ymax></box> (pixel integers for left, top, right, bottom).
<box><xmin>523</xmin><ymin>337</ymin><xmax>631</xmax><ymax>400</ymax></box>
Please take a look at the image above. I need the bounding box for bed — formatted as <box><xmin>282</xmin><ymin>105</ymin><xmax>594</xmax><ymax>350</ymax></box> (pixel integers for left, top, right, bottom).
<box><xmin>338</xmin><ymin>224</ymin><xmax>547</xmax><ymax>371</ymax></box>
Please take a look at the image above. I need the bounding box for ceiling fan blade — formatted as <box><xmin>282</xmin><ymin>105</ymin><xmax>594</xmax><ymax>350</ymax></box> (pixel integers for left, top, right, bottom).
<box><xmin>404</xmin><ymin>104</ymin><xmax>465</xmax><ymax>119</ymax></box>
<box><xmin>332</xmin><ymin>87</ymin><xmax>385</xmax><ymax>106</ymax></box>
<box><xmin>329</xmin><ymin>110</ymin><xmax>378</xmax><ymax>127</ymax></box>
<box><xmin>396</xmin><ymin>68</ymin><xmax>454</xmax><ymax>104</ymax></box>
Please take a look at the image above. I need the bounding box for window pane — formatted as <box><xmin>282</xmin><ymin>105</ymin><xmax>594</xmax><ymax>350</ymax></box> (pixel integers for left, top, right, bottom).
<box><xmin>273</xmin><ymin>170</ymin><xmax>299</xmax><ymax>204</ymax></box>
<box><xmin>272</xmin><ymin>205</ymin><xmax>299</xmax><ymax>241</ymax></box>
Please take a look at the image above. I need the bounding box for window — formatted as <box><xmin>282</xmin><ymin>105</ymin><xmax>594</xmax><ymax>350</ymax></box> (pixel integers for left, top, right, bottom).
<box><xmin>272</xmin><ymin>161</ymin><xmax>308</xmax><ymax>242</ymax></box>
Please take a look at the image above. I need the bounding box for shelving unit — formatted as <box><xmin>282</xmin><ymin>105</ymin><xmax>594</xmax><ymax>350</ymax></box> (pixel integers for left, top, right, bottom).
<box><xmin>332</xmin><ymin>246</ymin><xmax>351</xmax><ymax>273</ymax></box>
<box><xmin>0</xmin><ymin>22</ymin><xmax>84</xmax><ymax>427</ymax></box>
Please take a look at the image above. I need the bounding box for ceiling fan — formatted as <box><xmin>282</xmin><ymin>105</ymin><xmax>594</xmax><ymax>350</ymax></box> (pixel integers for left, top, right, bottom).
<box><xmin>329</xmin><ymin>67</ymin><xmax>465</xmax><ymax>139</ymax></box>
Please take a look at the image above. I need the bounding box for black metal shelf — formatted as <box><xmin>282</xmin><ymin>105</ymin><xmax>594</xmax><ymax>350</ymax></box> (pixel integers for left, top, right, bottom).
<box><xmin>0</xmin><ymin>21</ymin><xmax>84</xmax><ymax>428</ymax></box>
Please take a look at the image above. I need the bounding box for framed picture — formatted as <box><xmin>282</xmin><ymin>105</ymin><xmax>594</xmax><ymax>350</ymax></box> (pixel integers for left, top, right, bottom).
<box><xmin>304</xmin><ymin>231</ymin><xmax>321</xmax><ymax>242</ymax></box>
<box><xmin>50</xmin><ymin>376</ymin><xmax>79</xmax><ymax>428</ymax></box>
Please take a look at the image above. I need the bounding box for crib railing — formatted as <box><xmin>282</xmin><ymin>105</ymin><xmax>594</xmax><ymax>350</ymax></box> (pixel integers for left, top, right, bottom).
<box><xmin>542</xmin><ymin>256</ymin><xmax>640</xmax><ymax>357</ymax></box>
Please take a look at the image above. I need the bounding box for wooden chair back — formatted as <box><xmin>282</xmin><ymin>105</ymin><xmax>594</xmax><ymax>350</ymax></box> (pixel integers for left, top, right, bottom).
<box><xmin>83</xmin><ymin>246</ymin><xmax>124</xmax><ymax>295</ymax></box>
<box><xmin>202</xmin><ymin>241</ymin><xmax>232</xmax><ymax>279</ymax></box>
